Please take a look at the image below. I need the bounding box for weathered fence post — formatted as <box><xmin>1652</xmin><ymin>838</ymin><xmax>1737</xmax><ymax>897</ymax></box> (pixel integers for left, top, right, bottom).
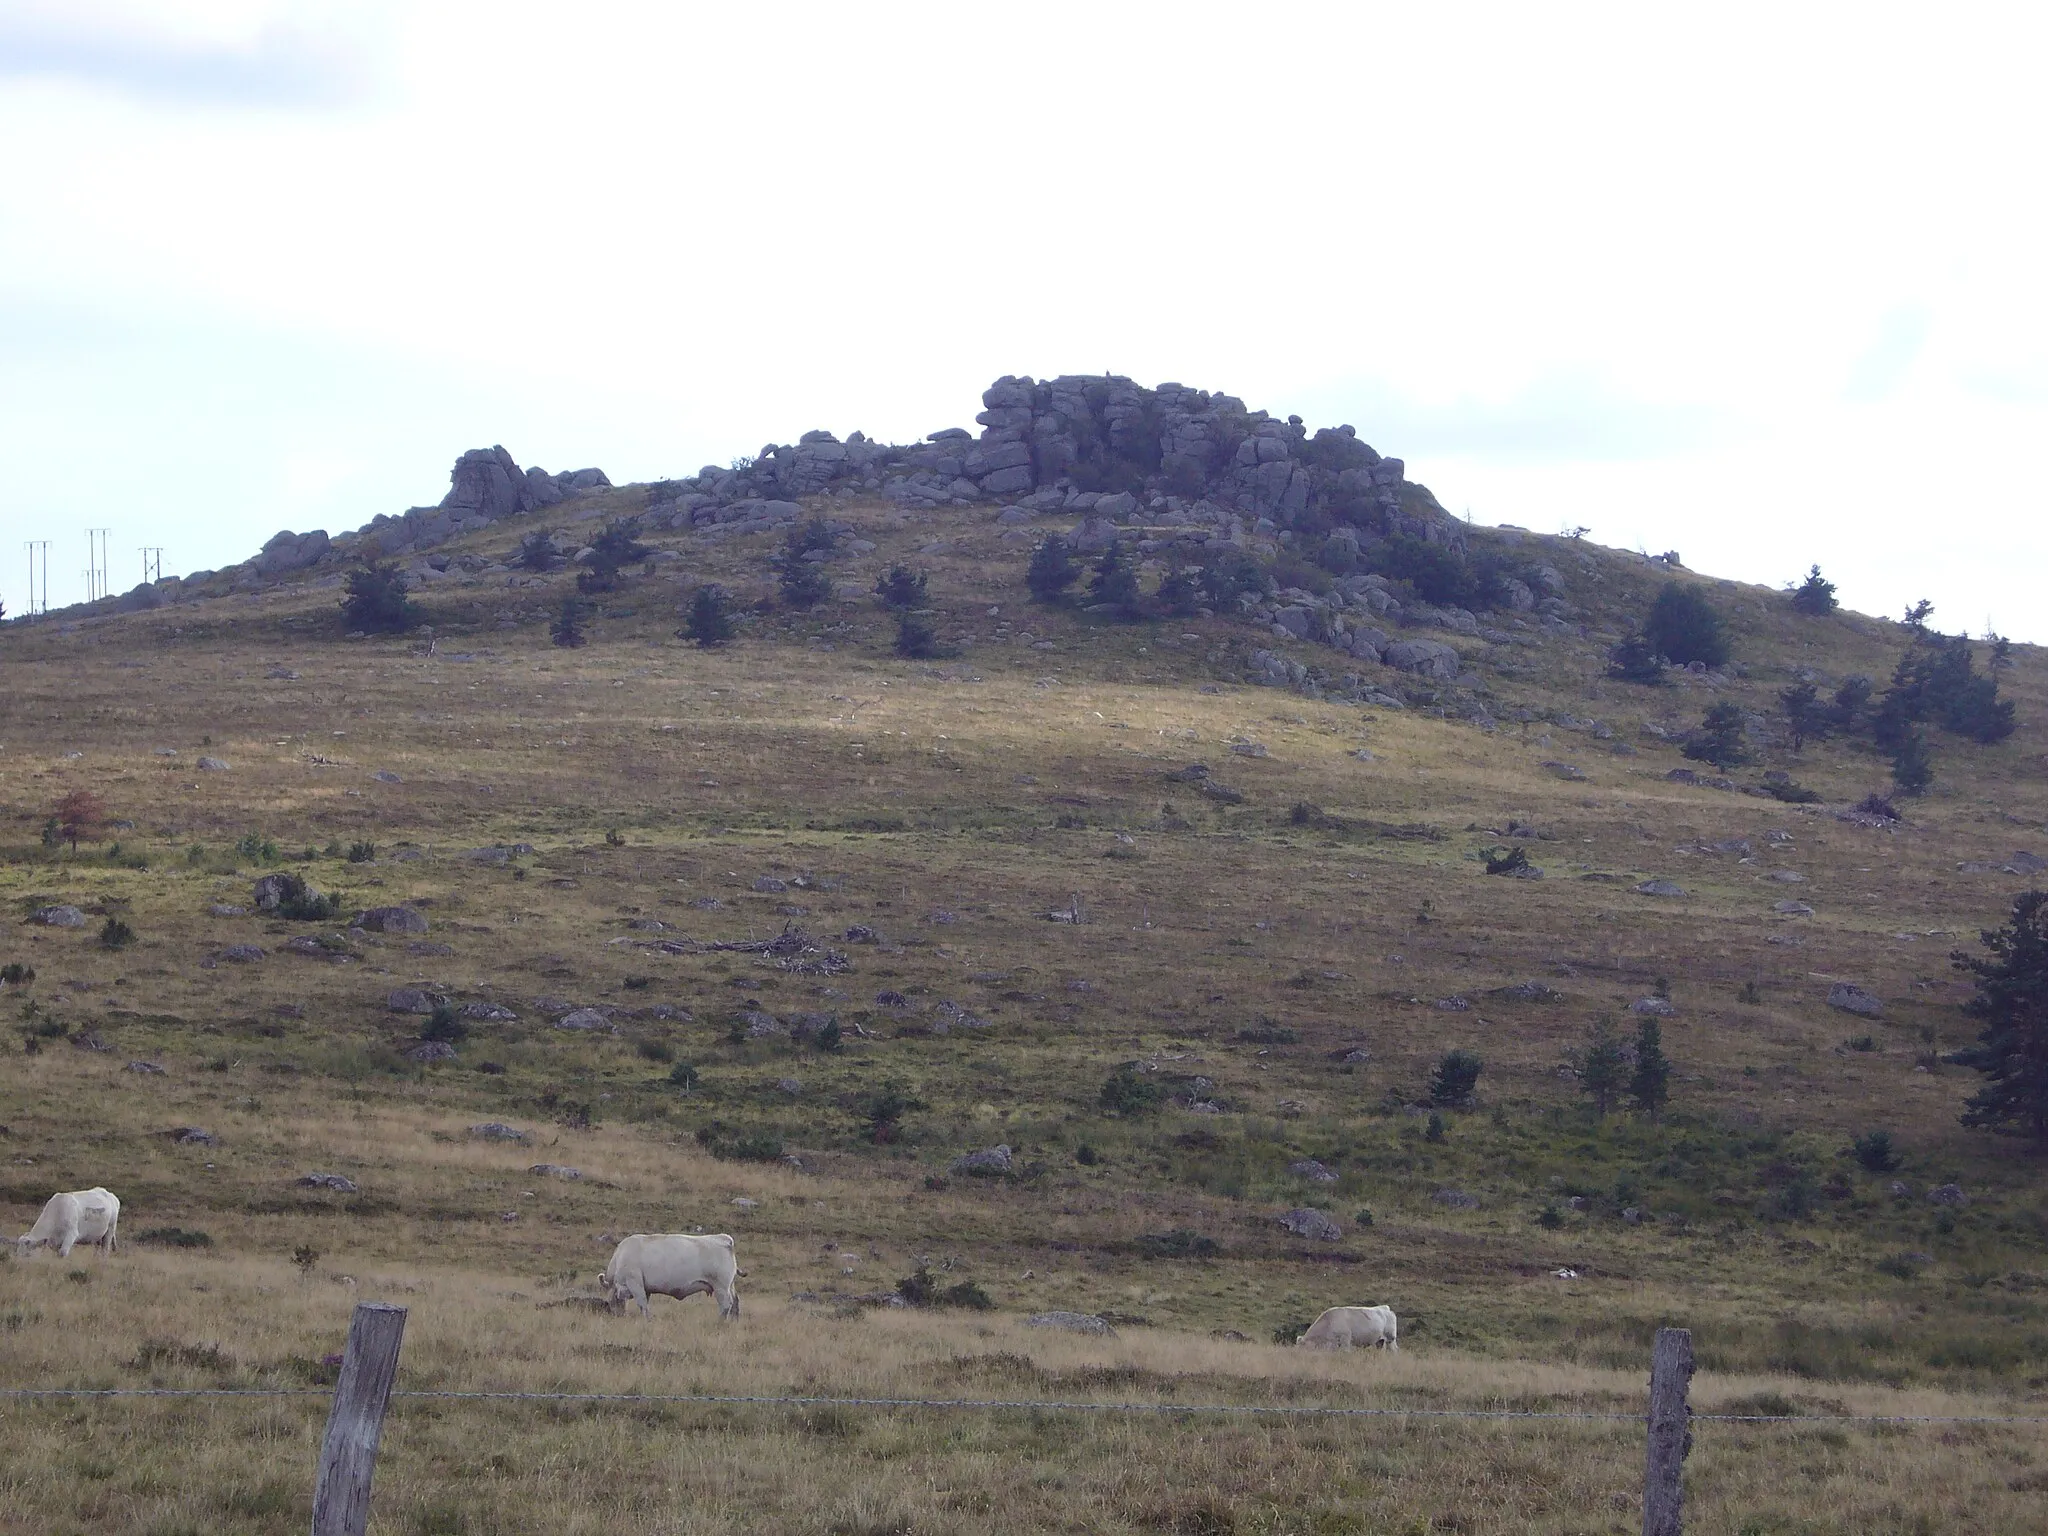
<box><xmin>311</xmin><ymin>1301</ymin><xmax>409</xmax><ymax>1536</ymax></box>
<box><xmin>1642</xmin><ymin>1326</ymin><xmax>1695</xmax><ymax>1536</ymax></box>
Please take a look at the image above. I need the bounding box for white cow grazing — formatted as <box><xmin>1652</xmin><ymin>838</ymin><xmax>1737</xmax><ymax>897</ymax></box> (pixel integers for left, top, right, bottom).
<box><xmin>14</xmin><ymin>1188</ymin><xmax>121</xmax><ymax>1258</ymax></box>
<box><xmin>1298</xmin><ymin>1304</ymin><xmax>1398</xmax><ymax>1351</ymax></box>
<box><xmin>598</xmin><ymin>1233</ymin><xmax>739</xmax><ymax>1319</ymax></box>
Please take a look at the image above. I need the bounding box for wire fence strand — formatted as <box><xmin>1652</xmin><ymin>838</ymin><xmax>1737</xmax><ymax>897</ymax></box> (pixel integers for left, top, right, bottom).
<box><xmin>3</xmin><ymin>1386</ymin><xmax>2046</xmax><ymax>1425</ymax></box>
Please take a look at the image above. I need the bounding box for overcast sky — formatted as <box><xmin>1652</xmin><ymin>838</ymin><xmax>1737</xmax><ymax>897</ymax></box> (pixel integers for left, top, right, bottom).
<box><xmin>3</xmin><ymin>2</ymin><xmax>2044</xmax><ymax>640</ymax></box>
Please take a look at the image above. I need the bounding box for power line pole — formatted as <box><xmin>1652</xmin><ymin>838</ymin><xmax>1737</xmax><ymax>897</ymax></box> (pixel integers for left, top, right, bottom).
<box><xmin>86</xmin><ymin>528</ymin><xmax>110</xmax><ymax>601</ymax></box>
<box><xmin>140</xmin><ymin>546</ymin><xmax>163</xmax><ymax>585</ymax></box>
<box><xmin>24</xmin><ymin>541</ymin><xmax>49</xmax><ymax>616</ymax></box>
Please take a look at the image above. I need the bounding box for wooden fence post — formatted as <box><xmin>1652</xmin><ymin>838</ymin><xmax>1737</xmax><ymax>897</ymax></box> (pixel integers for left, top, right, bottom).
<box><xmin>1642</xmin><ymin>1326</ymin><xmax>1695</xmax><ymax>1536</ymax></box>
<box><xmin>311</xmin><ymin>1301</ymin><xmax>409</xmax><ymax>1536</ymax></box>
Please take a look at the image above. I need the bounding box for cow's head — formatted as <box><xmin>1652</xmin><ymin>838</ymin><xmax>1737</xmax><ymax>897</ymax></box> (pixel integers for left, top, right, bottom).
<box><xmin>595</xmin><ymin>1271</ymin><xmax>626</xmax><ymax>1312</ymax></box>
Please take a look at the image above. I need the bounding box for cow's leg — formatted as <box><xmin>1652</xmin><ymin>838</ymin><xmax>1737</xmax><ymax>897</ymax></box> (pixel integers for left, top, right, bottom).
<box><xmin>715</xmin><ymin>1276</ymin><xmax>739</xmax><ymax>1319</ymax></box>
<box><xmin>55</xmin><ymin>1230</ymin><xmax>77</xmax><ymax>1259</ymax></box>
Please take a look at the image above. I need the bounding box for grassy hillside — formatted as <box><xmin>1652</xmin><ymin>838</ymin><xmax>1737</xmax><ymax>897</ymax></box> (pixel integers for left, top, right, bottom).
<box><xmin>3</xmin><ymin>488</ymin><xmax>2045</xmax><ymax>1533</ymax></box>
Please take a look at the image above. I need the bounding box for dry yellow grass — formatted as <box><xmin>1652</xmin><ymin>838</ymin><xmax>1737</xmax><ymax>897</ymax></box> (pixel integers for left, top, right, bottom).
<box><xmin>3</xmin><ymin>494</ymin><xmax>2046</xmax><ymax>1531</ymax></box>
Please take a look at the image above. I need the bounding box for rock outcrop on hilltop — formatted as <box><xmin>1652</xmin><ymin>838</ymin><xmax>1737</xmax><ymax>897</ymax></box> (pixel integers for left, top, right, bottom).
<box><xmin>71</xmin><ymin>374</ymin><xmax>1457</xmax><ymax>613</ymax></box>
<box><xmin>649</xmin><ymin>375</ymin><xmax>1445</xmax><ymax>543</ymax></box>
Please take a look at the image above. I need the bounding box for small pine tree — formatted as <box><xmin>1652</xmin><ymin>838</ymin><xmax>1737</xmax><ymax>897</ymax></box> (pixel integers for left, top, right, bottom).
<box><xmin>785</xmin><ymin>517</ymin><xmax>838</xmax><ymax>560</ymax></box>
<box><xmin>1954</xmin><ymin>889</ymin><xmax>2048</xmax><ymax>1142</ymax></box>
<box><xmin>1628</xmin><ymin>1018</ymin><xmax>1671</xmax><ymax>1118</ymax></box>
<box><xmin>341</xmin><ymin>562</ymin><xmax>418</xmax><ymax>634</ymax></box>
<box><xmin>778</xmin><ymin>560</ymin><xmax>833</xmax><ymax>610</ymax></box>
<box><xmin>894</xmin><ymin>610</ymin><xmax>953</xmax><ymax>660</ymax></box>
<box><xmin>1579</xmin><ymin>1017</ymin><xmax>1627</xmax><ymax>1118</ymax></box>
<box><xmin>576</xmin><ymin>518</ymin><xmax>651</xmax><ymax>595</ymax></box>
<box><xmin>1158</xmin><ymin>568</ymin><xmax>1201</xmax><ymax>617</ymax></box>
<box><xmin>874</xmin><ymin>564</ymin><xmax>929</xmax><ymax>610</ymax></box>
<box><xmin>420</xmin><ymin>1001</ymin><xmax>468</xmax><ymax>1044</ymax></box>
<box><xmin>1642</xmin><ymin>582</ymin><xmax>1729</xmax><ymax>668</ymax></box>
<box><xmin>1831</xmin><ymin>675</ymin><xmax>1874</xmax><ymax>734</ymax></box>
<box><xmin>1088</xmin><ymin>538</ymin><xmax>1141</xmax><ymax>614</ymax></box>
<box><xmin>1607</xmin><ymin>630</ymin><xmax>1667</xmax><ymax>685</ymax></box>
<box><xmin>1903</xmin><ymin>598</ymin><xmax>1934</xmax><ymax>632</ymax></box>
<box><xmin>1427</xmin><ymin>1049</ymin><xmax>1483</xmax><ymax>1108</ymax></box>
<box><xmin>1891</xmin><ymin>726</ymin><xmax>1935</xmax><ymax>795</ymax></box>
<box><xmin>550</xmin><ymin>597</ymin><xmax>589</xmax><ymax>648</ymax></box>
<box><xmin>1683</xmin><ymin>701</ymin><xmax>1750</xmax><ymax>769</ymax></box>
<box><xmin>1790</xmin><ymin>565</ymin><xmax>1838</xmax><ymax>616</ymax></box>
<box><xmin>681</xmin><ymin>585</ymin><xmax>736</xmax><ymax>648</ymax></box>
<box><xmin>518</xmin><ymin>531</ymin><xmax>563</xmax><ymax>572</ymax></box>
<box><xmin>1779</xmin><ymin>681</ymin><xmax>1829</xmax><ymax>750</ymax></box>
<box><xmin>1026</xmin><ymin>536</ymin><xmax>1080</xmax><ymax>603</ymax></box>
<box><xmin>1199</xmin><ymin>550</ymin><xmax>1269</xmax><ymax>607</ymax></box>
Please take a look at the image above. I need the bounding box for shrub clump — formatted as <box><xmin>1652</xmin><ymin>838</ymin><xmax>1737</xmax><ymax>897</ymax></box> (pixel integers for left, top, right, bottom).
<box><xmin>897</xmin><ymin>1266</ymin><xmax>994</xmax><ymax>1310</ymax></box>
<box><xmin>1427</xmin><ymin>1049</ymin><xmax>1483</xmax><ymax>1108</ymax></box>
<box><xmin>694</xmin><ymin>1125</ymin><xmax>785</xmax><ymax>1162</ymax></box>
<box><xmin>1099</xmin><ymin>1065</ymin><xmax>1165</xmax><ymax>1116</ymax></box>
<box><xmin>1641</xmin><ymin>582</ymin><xmax>1730</xmax><ymax>668</ymax></box>
<box><xmin>341</xmin><ymin>563</ymin><xmax>419</xmax><ymax>635</ymax></box>
<box><xmin>681</xmin><ymin>585</ymin><xmax>737</xmax><ymax>648</ymax></box>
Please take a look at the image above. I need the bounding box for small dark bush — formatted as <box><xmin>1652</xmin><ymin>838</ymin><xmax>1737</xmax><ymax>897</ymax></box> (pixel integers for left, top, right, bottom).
<box><xmin>274</xmin><ymin>876</ymin><xmax>342</xmax><ymax>922</ymax></box>
<box><xmin>1027</xmin><ymin>536</ymin><xmax>1080</xmax><ymax>603</ymax></box>
<box><xmin>874</xmin><ymin>565</ymin><xmax>928</xmax><ymax>610</ymax></box>
<box><xmin>896</xmin><ymin>1267</ymin><xmax>992</xmax><ymax>1310</ymax></box>
<box><xmin>0</xmin><ymin>963</ymin><xmax>33</xmax><ymax>985</ymax></box>
<box><xmin>419</xmin><ymin>1002</ymin><xmax>467</xmax><ymax>1045</ymax></box>
<box><xmin>696</xmin><ymin>1127</ymin><xmax>784</xmax><ymax>1162</ymax></box>
<box><xmin>1088</xmin><ymin>539</ymin><xmax>1141</xmax><ymax>614</ymax></box>
<box><xmin>1099</xmin><ymin>1065</ymin><xmax>1165</xmax><ymax>1115</ymax></box>
<box><xmin>1852</xmin><ymin>1130</ymin><xmax>1902</xmax><ymax>1172</ymax></box>
<box><xmin>1606</xmin><ymin>630</ymin><xmax>1666</xmax><ymax>684</ymax></box>
<box><xmin>550</xmin><ymin>596</ymin><xmax>590</xmax><ymax>648</ymax></box>
<box><xmin>1683</xmin><ymin>701</ymin><xmax>1750</xmax><ymax>769</ymax></box>
<box><xmin>517</xmin><ymin>531</ymin><xmax>562</xmax><ymax>572</ymax></box>
<box><xmin>1136</xmin><ymin>1229</ymin><xmax>1220</xmax><ymax>1259</ymax></box>
<box><xmin>779</xmin><ymin>561</ymin><xmax>833</xmax><ymax>611</ymax></box>
<box><xmin>636</xmin><ymin>1037</ymin><xmax>673</xmax><ymax>1062</ymax></box>
<box><xmin>1891</xmin><ymin>728</ymin><xmax>1935</xmax><ymax>795</ymax></box>
<box><xmin>681</xmin><ymin>585</ymin><xmax>736</xmax><ymax>648</ymax></box>
<box><xmin>1763</xmin><ymin>780</ymin><xmax>1822</xmax><ymax>804</ymax></box>
<box><xmin>894</xmin><ymin>611</ymin><xmax>953</xmax><ymax>660</ymax></box>
<box><xmin>1075</xmin><ymin>1143</ymin><xmax>1100</xmax><ymax>1166</ymax></box>
<box><xmin>785</xmin><ymin>517</ymin><xmax>838</xmax><ymax>560</ymax></box>
<box><xmin>1157</xmin><ymin>568</ymin><xmax>1201</xmax><ymax>617</ymax></box>
<box><xmin>1424</xmin><ymin>1111</ymin><xmax>1446</xmax><ymax>1142</ymax></box>
<box><xmin>1536</xmin><ymin>1203</ymin><xmax>1564</xmax><ymax>1229</ymax></box>
<box><xmin>667</xmin><ymin>1061</ymin><xmax>699</xmax><ymax>1091</ymax></box>
<box><xmin>99</xmin><ymin>917</ymin><xmax>136</xmax><ymax>950</ymax></box>
<box><xmin>135</xmin><ymin>1227</ymin><xmax>213</xmax><ymax>1249</ymax></box>
<box><xmin>1790</xmin><ymin>565</ymin><xmax>1838</xmax><ymax>616</ymax></box>
<box><xmin>341</xmin><ymin>563</ymin><xmax>418</xmax><ymax>635</ymax></box>
<box><xmin>346</xmin><ymin>841</ymin><xmax>377</xmax><ymax>863</ymax></box>
<box><xmin>576</xmin><ymin>518</ymin><xmax>651</xmax><ymax>595</ymax></box>
<box><xmin>1428</xmin><ymin>1049</ymin><xmax>1483</xmax><ymax>1107</ymax></box>
<box><xmin>1199</xmin><ymin>550</ymin><xmax>1269</xmax><ymax>607</ymax></box>
<box><xmin>1642</xmin><ymin>582</ymin><xmax>1729</xmax><ymax>667</ymax></box>
<box><xmin>1483</xmin><ymin>845</ymin><xmax>1531</xmax><ymax>876</ymax></box>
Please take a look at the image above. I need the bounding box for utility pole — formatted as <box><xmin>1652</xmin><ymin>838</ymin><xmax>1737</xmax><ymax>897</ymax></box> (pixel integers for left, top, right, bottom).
<box><xmin>140</xmin><ymin>546</ymin><xmax>163</xmax><ymax>585</ymax></box>
<box><xmin>86</xmin><ymin>528</ymin><xmax>110</xmax><ymax>601</ymax></box>
<box><xmin>24</xmin><ymin>540</ymin><xmax>49</xmax><ymax>616</ymax></box>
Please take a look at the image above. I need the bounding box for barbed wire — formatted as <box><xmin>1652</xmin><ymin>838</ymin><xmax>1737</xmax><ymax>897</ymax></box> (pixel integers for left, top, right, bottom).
<box><xmin>3</xmin><ymin>1386</ymin><xmax>2045</xmax><ymax>1425</ymax></box>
